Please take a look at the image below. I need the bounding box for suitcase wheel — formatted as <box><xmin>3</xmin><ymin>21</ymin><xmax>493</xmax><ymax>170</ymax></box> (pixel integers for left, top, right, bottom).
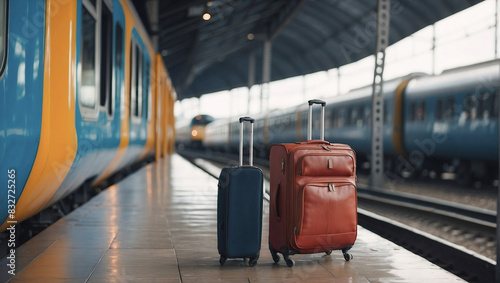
<box><xmin>248</xmin><ymin>257</ymin><xmax>258</xmax><ymax>267</ymax></box>
<box><xmin>325</xmin><ymin>250</ymin><xmax>332</xmax><ymax>255</ymax></box>
<box><xmin>219</xmin><ymin>255</ymin><xmax>227</xmax><ymax>265</ymax></box>
<box><xmin>271</xmin><ymin>252</ymin><xmax>280</xmax><ymax>263</ymax></box>
<box><xmin>343</xmin><ymin>252</ymin><xmax>353</xmax><ymax>261</ymax></box>
<box><xmin>269</xmin><ymin>247</ymin><xmax>280</xmax><ymax>263</ymax></box>
<box><xmin>284</xmin><ymin>257</ymin><xmax>295</xmax><ymax>267</ymax></box>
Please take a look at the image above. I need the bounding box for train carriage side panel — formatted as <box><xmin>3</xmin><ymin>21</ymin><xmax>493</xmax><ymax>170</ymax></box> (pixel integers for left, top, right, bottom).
<box><xmin>325</xmin><ymin>93</ymin><xmax>371</xmax><ymax>156</ymax></box>
<box><xmin>1</xmin><ymin>0</ymin><xmax>78</xmax><ymax>230</ymax></box>
<box><xmin>48</xmin><ymin>0</ymin><xmax>126</xmax><ymax>203</ymax></box>
<box><xmin>325</xmin><ymin>77</ymin><xmax>416</xmax><ymax>160</ymax></box>
<box><xmin>163</xmin><ymin>76</ymin><xmax>176</xmax><ymax>154</ymax></box>
<box><xmin>202</xmin><ymin>119</ymin><xmax>230</xmax><ymax>152</ymax></box>
<box><xmin>0</xmin><ymin>0</ymin><xmax>47</xmax><ymax>227</ymax></box>
<box><xmin>392</xmin><ymin>78</ymin><xmax>414</xmax><ymax>157</ymax></box>
<box><xmin>93</xmin><ymin>0</ymin><xmax>128</xmax><ymax>184</ymax></box>
<box><xmin>118</xmin><ymin>26</ymin><xmax>149</xmax><ymax>168</ymax></box>
<box><xmin>155</xmin><ymin>53</ymin><xmax>164</xmax><ymax>160</ymax></box>
<box><xmin>168</xmin><ymin>82</ymin><xmax>176</xmax><ymax>153</ymax></box>
<box><xmin>137</xmin><ymin>38</ymin><xmax>156</xmax><ymax>161</ymax></box>
<box><xmin>152</xmin><ymin>54</ymin><xmax>175</xmax><ymax>159</ymax></box>
<box><xmin>267</xmin><ymin>107</ymin><xmax>301</xmax><ymax>145</ymax></box>
<box><xmin>403</xmin><ymin>63</ymin><xmax>499</xmax><ymax>162</ymax></box>
<box><xmin>165</xmin><ymin>69</ymin><xmax>176</xmax><ymax>154</ymax></box>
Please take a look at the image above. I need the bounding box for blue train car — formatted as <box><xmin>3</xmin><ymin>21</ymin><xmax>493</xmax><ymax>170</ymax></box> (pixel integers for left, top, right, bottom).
<box><xmin>202</xmin><ymin>60</ymin><xmax>499</xmax><ymax>185</ymax></box>
<box><xmin>402</xmin><ymin>61</ymin><xmax>498</xmax><ymax>181</ymax></box>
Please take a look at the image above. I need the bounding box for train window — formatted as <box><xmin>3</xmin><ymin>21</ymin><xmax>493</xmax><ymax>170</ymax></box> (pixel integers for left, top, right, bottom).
<box><xmin>80</xmin><ymin>4</ymin><xmax>98</xmax><ymax>119</ymax></box>
<box><xmin>357</xmin><ymin>106</ymin><xmax>364</xmax><ymax>126</ymax></box>
<box><xmin>115</xmin><ymin>24</ymin><xmax>124</xmax><ymax>69</ymax></box>
<box><xmin>130</xmin><ymin>40</ymin><xmax>143</xmax><ymax>120</ymax></box>
<box><xmin>0</xmin><ymin>0</ymin><xmax>7</xmax><ymax>77</ymax></box>
<box><xmin>444</xmin><ymin>97</ymin><xmax>455</xmax><ymax>121</ymax></box>
<box><xmin>464</xmin><ymin>95</ymin><xmax>478</xmax><ymax>120</ymax></box>
<box><xmin>136</xmin><ymin>47</ymin><xmax>143</xmax><ymax>118</ymax></box>
<box><xmin>100</xmin><ymin>3</ymin><xmax>113</xmax><ymax>117</ymax></box>
<box><xmin>145</xmin><ymin>59</ymin><xmax>151</xmax><ymax>121</ymax></box>
<box><xmin>332</xmin><ymin>108</ymin><xmax>344</xmax><ymax>127</ymax></box>
<box><xmin>325</xmin><ymin>110</ymin><xmax>331</xmax><ymax>129</ymax></box>
<box><xmin>478</xmin><ymin>91</ymin><xmax>497</xmax><ymax>120</ymax></box>
<box><xmin>130</xmin><ymin>42</ymin><xmax>136</xmax><ymax>117</ymax></box>
<box><xmin>436</xmin><ymin>99</ymin><xmax>443</xmax><ymax>121</ymax></box>
<box><xmin>313</xmin><ymin>110</ymin><xmax>321</xmax><ymax>129</ymax></box>
<box><xmin>417</xmin><ymin>101</ymin><xmax>426</xmax><ymax>122</ymax></box>
<box><xmin>493</xmin><ymin>92</ymin><xmax>499</xmax><ymax>118</ymax></box>
<box><xmin>383</xmin><ymin>104</ymin><xmax>389</xmax><ymax>124</ymax></box>
<box><xmin>478</xmin><ymin>92</ymin><xmax>486</xmax><ymax>119</ymax></box>
<box><xmin>115</xmin><ymin>23</ymin><xmax>124</xmax><ymax>116</ymax></box>
<box><xmin>480</xmin><ymin>91</ymin><xmax>499</xmax><ymax>119</ymax></box>
<box><xmin>366</xmin><ymin>106</ymin><xmax>371</xmax><ymax>126</ymax></box>
<box><xmin>409</xmin><ymin>102</ymin><xmax>416</xmax><ymax>122</ymax></box>
<box><xmin>346</xmin><ymin>107</ymin><xmax>354</xmax><ymax>125</ymax></box>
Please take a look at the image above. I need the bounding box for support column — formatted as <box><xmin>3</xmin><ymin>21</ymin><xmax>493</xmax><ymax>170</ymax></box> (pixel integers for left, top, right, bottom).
<box><xmin>261</xmin><ymin>40</ymin><xmax>272</xmax><ymax>113</ymax></box>
<box><xmin>370</xmin><ymin>0</ymin><xmax>390</xmax><ymax>188</ymax></box>
<box><xmin>248</xmin><ymin>52</ymin><xmax>255</xmax><ymax>114</ymax></box>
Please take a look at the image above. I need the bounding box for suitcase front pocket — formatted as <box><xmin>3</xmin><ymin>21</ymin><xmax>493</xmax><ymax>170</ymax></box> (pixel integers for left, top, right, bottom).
<box><xmin>298</xmin><ymin>182</ymin><xmax>357</xmax><ymax>237</ymax></box>
<box><xmin>299</xmin><ymin>154</ymin><xmax>355</xmax><ymax>177</ymax></box>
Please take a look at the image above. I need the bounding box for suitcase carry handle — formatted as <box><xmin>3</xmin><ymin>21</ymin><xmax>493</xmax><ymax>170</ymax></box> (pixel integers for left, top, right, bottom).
<box><xmin>307</xmin><ymin>99</ymin><xmax>326</xmax><ymax>141</ymax></box>
<box><xmin>239</xmin><ymin>116</ymin><xmax>254</xmax><ymax>166</ymax></box>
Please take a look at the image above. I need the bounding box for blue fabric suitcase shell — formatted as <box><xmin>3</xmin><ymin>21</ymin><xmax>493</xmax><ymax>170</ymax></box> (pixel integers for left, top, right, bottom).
<box><xmin>217</xmin><ymin>117</ymin><xmax>263</xmax><ymax>266</ymax></box>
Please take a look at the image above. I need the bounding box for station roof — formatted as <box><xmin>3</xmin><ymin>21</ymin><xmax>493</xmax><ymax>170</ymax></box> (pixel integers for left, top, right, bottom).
<box><xmin>132</xmin><ymin>0</ymin><xmax>483</xmax><ymax>101</ymax></box>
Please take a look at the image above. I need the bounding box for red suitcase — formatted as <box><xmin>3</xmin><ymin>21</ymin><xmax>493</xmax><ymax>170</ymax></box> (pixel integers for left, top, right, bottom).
<box><xmin>268</xmin><ymin>99</ymin><xmax>357</xmax><ymax>267</ymax></box>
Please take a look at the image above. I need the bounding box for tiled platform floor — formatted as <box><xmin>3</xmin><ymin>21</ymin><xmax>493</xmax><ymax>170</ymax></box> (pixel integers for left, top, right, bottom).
<box><xmin>0</xmin><ymin>154</ymin><xmax>465</xmax><ymax>282</ymax></box>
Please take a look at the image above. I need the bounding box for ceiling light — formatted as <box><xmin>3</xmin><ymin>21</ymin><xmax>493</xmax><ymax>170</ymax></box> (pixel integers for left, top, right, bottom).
<box><xmin>203</xmin><ymin>12</ymin><xmax>211</xmax><ymax>20</ymax></box>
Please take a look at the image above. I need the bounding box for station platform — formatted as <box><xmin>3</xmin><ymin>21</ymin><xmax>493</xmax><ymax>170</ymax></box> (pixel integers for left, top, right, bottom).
<box><xmin>0</xmin><ymin>154</ymin><xmax>465</xmax><ymax>282</ymax></box>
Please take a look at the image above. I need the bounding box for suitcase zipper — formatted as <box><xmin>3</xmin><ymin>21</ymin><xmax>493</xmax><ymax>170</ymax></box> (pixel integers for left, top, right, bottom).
<box><xmin>328</xmin><ymin>183</ymin><xmax>335</xmax><ymax>192</ymax></box>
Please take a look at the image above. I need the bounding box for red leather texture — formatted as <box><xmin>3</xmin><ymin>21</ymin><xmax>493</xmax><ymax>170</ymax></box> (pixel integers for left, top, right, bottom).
<box><xmin>299</xmin><ymin>155</ymin><xmax>354</xmax><ymax>176</ymax></box>
<box><xmin>268</xmin><ymin>141</ymin><xmax>357</xmax><ymax>255</ymax></box>
<box><xmin>295</xmin><ymin>183</ymin><xmax>357</xmax><ymax>250</ymax></box>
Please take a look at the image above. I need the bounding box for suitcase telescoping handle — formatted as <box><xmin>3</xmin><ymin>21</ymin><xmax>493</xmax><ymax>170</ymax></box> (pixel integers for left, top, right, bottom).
<box><xmin>307</xmin><ymin>99</ymin><xmax>326</xmax><ymax>141</ymax></box>
<box><xmin>239</xmin><ymin>117</ymin><xmax>254</xmax><ymax>166</ymax></box>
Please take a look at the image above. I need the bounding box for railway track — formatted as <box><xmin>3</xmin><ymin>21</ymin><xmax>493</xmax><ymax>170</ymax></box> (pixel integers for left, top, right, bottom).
<box><xmin>356</xmin><ymin>189</ymin><xmax>496</xmax><ymax>282</ymax></box>
<box><xmin>178</xmin><ymin>149</ymin><xmax>497</xmax><ymax>282</ymax></box>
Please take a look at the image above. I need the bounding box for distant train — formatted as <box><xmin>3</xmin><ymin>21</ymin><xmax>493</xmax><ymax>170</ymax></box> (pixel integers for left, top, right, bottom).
<box><xmin>201</xmin><ymin>60</ymin><xmax>499</xmax><ymax>186</ymax></box>
<box><xmin>0</xmin><ymin>0</ymin><xmax>176</xmax><ymax>231</ymax></box>
<box><xmin>176</xmin><ymin>115</ymin><xmax>215</xmax><ymax>149</ymax></box>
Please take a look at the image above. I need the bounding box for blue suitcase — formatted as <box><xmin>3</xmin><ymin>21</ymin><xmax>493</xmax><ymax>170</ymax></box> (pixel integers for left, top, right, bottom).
<box><xmin>217</xmin><ymin>117</ymin><xmax>263</xmax><ymax>266</ymax></box>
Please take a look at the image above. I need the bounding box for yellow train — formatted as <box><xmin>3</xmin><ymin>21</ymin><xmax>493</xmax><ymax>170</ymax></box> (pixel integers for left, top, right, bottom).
<box><xmin>0</xmin><ymin>0</ymin><xmax>175</xmax><ymax>231</ymax></box>
<box><xmin>176</xmin><ymin>115</ymin><xmax>215</xmax><ymax>149</ymax></box>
